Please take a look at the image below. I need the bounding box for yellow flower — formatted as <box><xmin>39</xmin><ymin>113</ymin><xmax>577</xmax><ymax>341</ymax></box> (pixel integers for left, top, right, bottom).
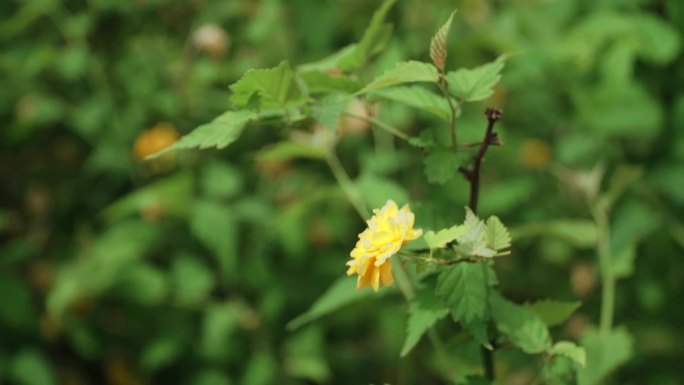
<box><xmin>346</xmin><ymin>200</ymin><xmax>423</xmax><ymax>291</ymax></box>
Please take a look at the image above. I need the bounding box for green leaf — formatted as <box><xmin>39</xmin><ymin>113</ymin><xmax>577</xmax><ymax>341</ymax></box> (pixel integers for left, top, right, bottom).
<box><xmin>423</xmin><ymin>147</ymin><xmax>460</xmax><ymax>184</ymax></box>
<box><xmin>300</xmin><ymin>71</ymin><xmax>362</xmax><ymax>94</ymax></box>
<box><xmin>337</xmin><ymin>0</ymin><xmax>397</xmax><ymax>70</ymax></box>
<box><xmin>201</xmin><ymin>161</ymin><xmax>244</xmax><ymax>200</ymax></box>
<box><xmin>151</xmin><ymin>110</ymin><xmax>256</xmax><ymax>157</ymax></box>
<box><xmin>454</xmin><ymin>208</ymin><xmax>497</xmax><ymax>258</ymax></box>
<box><xmin>577</xmin><ymin>327</ymin><xmax>633</xmax><ymax>385</ymax></box>
<box><xmin>371</xmin><ymin>86</ymin><xmax>451</xmax><ymax>120</ymax></box>
<box><xmin>229</xmin><ymin>61</ymin><xmax>304</xmax><ymax>109</ymax></box>
<box><xmin>424</xmin><ymin>225</ymin><xmax>467</xmax><ymax>249</ymax></box>
<box><xmin>10</xmin><ymin>349</ymin><xmax>55</xmax><ymax>385</ymax></box>
<box><xmin>141</xmin><ymin>337</ymin><xmax>183</xmax><ymax>373</ymax></box>
<box><xmin>190</xmin><ymin>200</ymin><xmax>238</xmax><ymax>280</ymax></box>
<box><xmin>287</xmin><ymin>276</ymin><xmax>390</xmax><ymax>330</ymax></box>
<box><xmin>311</xmin><ymin>94</ymin><xmax>351</xmax><ymax>131</ymax></box>
<box><xmin>446</xmin><ymin>56</ymin><xmax>505</xmax><ymax>102</ymax></box>
<box><xmin>284</xmin><ymin>327</ymin><xmax>331</xmax><ymax>382</ymax></box>
<box><xmin>490</xmin><ymin>294</ymin><xmax>551</xmax><ymax>354</ymax></box>
<box><xmin>201</xmin><ymin>302</ymin><xmax>242</xmax><ymax>359</ymax></box>
<box><xmin>484</xmin><ymin>216</ymin><xmax>511</xmax><ymax>252</ymax></box>
<box><xmin>510</xmin><ymin>220</ymin><xmax>598</xmax><ymax>248</ymax></box>
<box><xmin>550</xmin><ymin>341</ymin><xmax>586</xmax><ymax>367</ymax></box>
<box><xmin>258</xmin><ymin>141</ymin><xmax>326</xmax><ymax>161</ymax></box>
<box><xmin>358</xmin><ymin>61</ymin><xmax>439</xmax><ymax>94</ymax></box>
<box><xmin>355</xmin><ymin>172</ymin><xmax>409</xmax><ymax>210</ymax></box>
<box><xmin>527</xmin><ymin>299</ymin><xmax>581</xmax><ymax>327</ymax></box>
<box><xmin>171</xmin><ymin>255</ymin><xmax>216</xmax><ymax>306</ymax></box>
<box><xmin>436</xmin><ymin>261</ymin><xmax>489</xmax><ymax>325</ymax></box>
<box><xmin>430</xmin><ymin>10</ymin><xmax>457</xmax><ymax>71</ymax></box>
<box><xmin>401</xmin><ymin>289</ymin><xmax>449</xmax><ymax>356</ymax></box>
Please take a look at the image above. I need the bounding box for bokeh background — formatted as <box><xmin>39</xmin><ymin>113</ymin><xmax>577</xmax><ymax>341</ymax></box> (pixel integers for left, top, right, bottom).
<box><xmin>1</xmin><ymin>0</ymin><xmax>683</xmax><ymax>384</ymax></box>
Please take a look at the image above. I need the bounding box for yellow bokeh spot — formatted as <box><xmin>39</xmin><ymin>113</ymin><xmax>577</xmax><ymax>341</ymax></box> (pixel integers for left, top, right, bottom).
<box><xmin>519</xmin><ymin>138</ymin><xmax>552</xmax><ymax>170</ymax></box>
<box><xmin>133</xmin><ymin>122</ymin><xmax>180</xmax><ymax>160</ymax></box>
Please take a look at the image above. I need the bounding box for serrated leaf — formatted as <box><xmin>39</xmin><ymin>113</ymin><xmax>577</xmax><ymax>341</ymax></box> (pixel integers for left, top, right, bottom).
<box><xmin>300</xmin><ymin>71</ymin><xmax>362</xmax><ymax>94</ymax></box>
<box><xmin>150</xmin><ymin>110</ymin><xmax>255</xmax><ymax>157</ymax></box>
<box><xmin>430</xmin><ymin>10</ymin><xmax>457</xmax><ymax>71</ymax></box>
<box><xmin>423</xmin><ymin>147</ymin><xmax>460</xmax><ymax>184</ymax></box>
<box><xmin>454</xmin><ymin>208</ymin><xmax>496</xmax><ymax>258</ymax></box>
<box><xmin>230</xmin><ymin>61</ymin><xmax>304</xmax><ymax>109</ymax></box>
<box><xmin>436</xmin><ymin>261</ymin><xmax>489</xmax><ymax>325</ymax></box>
<box><xmin>311</xmin><ymin>94</ymin><xmax>351</xmax><ymax>131</ymax></box>
<box><xmin>337</xmin><ymin>0</ymin><xmax>397</xmax><ymax>70</ymax></box>
<box><xmin>485</xmin><ymin>216</ymin><xmax>511</xmax><ymax>252</ymax></box>
<box><xmin>463</xmin><ymin>318</ymin><xmax>492</xmax><ymax>350</ymax></box>
<box><xmin>372</xmin><ymin>86</ymin><xmax>451</xmax><ymax>120</ymax></box>
<box><xmin>551</xmin><ymin>341</ymin><xmax>586</xmax><ymax>367</ymax></box>
<box><xmin>358</xmin><ymin>61</ymin><xmax>439</xmax><ymax>94</ymax></box>
<box><xmin>490</xmin><ymin>293</ymin><xmax>551</xmax><ymax>354</ymax></box>
<box><xmin>446</xmin><ymin>56</ymin><xmax>505</xmax><ymax>102</ymax></box>
<box><xmin>527</xmin><ymin>300</ymin><xmax>581</xmax><ymax>327</ymax></box>
<box><xmin>577</xmin><ymin>327</ymin><xmax>633</xmax><ymax>385</ymax></box>
<box><xmin>400</xmin><ymin>289</ymin><xmax>448</xmax><ymax>356</ymax></box>
<box><xmin>424</xmin><ymin>225</ymin><xmax>467</xmax><ymax>249</ymax></box>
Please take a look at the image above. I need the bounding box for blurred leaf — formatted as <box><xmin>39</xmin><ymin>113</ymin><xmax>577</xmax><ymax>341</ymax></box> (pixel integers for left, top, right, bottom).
<box><xmin>10</xmin><ymin>349</ymin><xmax>55</xmax><ymax>385</ymax></box>
<box><xmin>423</xmin><ymin>148</ymin><xmax>461</xmax><ymax>184</ymax></box>
<box><xmin>355</xmin><ymin>172</ymin><xmax>409</xmax><ymax>209</ymax></box>
<box><xmin>111</xmin><ymin>263</ymin><xmax>167</xmax><ymax>305</ymax></box>
<box><xmin>172</xmin><ymin>255</ymin><xmax>215</xmax><ymax>306</ymax></box>
<box><xmin>400</xmin><ymin>289</ymin><xmax>448</xmax><ymax>356</ymax></box>
<box><xmin>550</xmin><ymin>341</ymin><xmax>586</xmax><ymax>367</ymax></box>
<box><xmin>258</xmin><ymin>141</ymin><xmax>326</xmax><ymax>161</ymax></box>
<box><xmin>300</xmin><ymin>71</ymin><xmax>362</xmax><ymax>94</ymax></box>
<box><xmin>527</xmin><ymin>300</ymin><xmax>581</xmax><ymax>327</ymax></box>
<box><xmin>0</xmin><ymin>273</ymin><xmax>37</xmax><ymax>332</ymax></box>
<box><xmin>485</xmin><ymin>216</ymin><xmax>511</xmax><ymax>252</ymax></box>
<box><xmin>436</xmin><ymin>261</ymin><xmax>489</xmax><ymax>325</ymax></box>
<box><xmin>230</xmin><ymin>61</ymin><xmax>305</xmax><ymax>109</ymax></box>
<box><xmin>190</xmin><ymin>200</ymin><xmax>239</xmax><ymax>281</ymax></box>
<box><xmin>511</xmin><ymin>220</ymin><xmax>598</xmax><ymax>248</ymax></box>
<box><xmin>490</xmin><ymin>293</ymin><xmax>551</xmax><ymax>354</ymax></box>
<box><xmin>358</xmin><ymin>61</ymin><xmax>439</xmax><ymax>94</ymax></box>
<box><xmin>632</xmin><ymin>14</ymin><xmax>681</xmax><ymax>64</ymax></box>
<box><xmin>190</xmin><ymin>369</ymin><xmax>232</xmax><ymax>385</ymax></box>
<box><xmin>311</xmin><ymin>94</ymin><xmax>351</xmax><ymax>131</ymax></box>
<box><xmin>241</xmin><ymin>351</ymin><xmax>277</xmax><ymax>385</ymax></box>
<box><xmin>102</xmin><ymin>172</ymin><xmax>193</xmax><ymax>222</ymax></box>
<box><xmin>141</xmin><ymin>337</ymin><xmax>183</xmax><ymax>373</ymax></box>
<box><xmin>577</xmin><ymin>327</ymin><xmax>633</xmax><ymax>385</ymax></box>
<box><xmin>201</xmin><ymin>161</ymin><xmax>244</xmax><ymax>200</ymax></box>
<box><xmin>201</xmin><ymin>302</ymin><xmax>242</xmax><ymax>360</ymax></box>
<box><xmin>371</xmin><ymin>86</ymin><xmax>450</xmax><ymax>120</ymax></box>
<box><xmin>284</xmin><ymin>327</ymin><xmax>330</xmax><ymax>382</ymax></box>
<box><xmin>446</xmin><ymin>57</ymin><xmax>505</xmax><ymax>102</ymax></box>
<box><xmin>288</xmin><ymin>276</ymin><xmax>390</xmax><ymax>330</ymax></box>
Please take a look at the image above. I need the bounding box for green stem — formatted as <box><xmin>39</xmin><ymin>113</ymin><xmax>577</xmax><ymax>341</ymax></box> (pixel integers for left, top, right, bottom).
<box><xmin>325</xmin><ymin>149</ymin><xmax>369</xmax><ymax>218</ymax></box>
<box><xmin>343</xmin><ymin>113</ymin><xmax>410</xmax><ymax>142</ymax></box>
<box><xmin>592</xmin><ymin>207</ymin><xmax>615</xmax><ymax>335</ymax></box>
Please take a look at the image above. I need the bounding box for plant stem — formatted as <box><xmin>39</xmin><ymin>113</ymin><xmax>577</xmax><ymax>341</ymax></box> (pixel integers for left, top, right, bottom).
<box><xmin>466</xmin><ymin>108</ymin><xmax>502</xmax><ymax>382</ymax></box>
<box><xmin>343</xmin><ymin>113</ymin><xmax>411</xmax><ymax>142</ymax></box>
<box><xmin>325</xmin><ymin>149</ymin><xmax>369</xmax><ymax>218</ymax></box>
<box><xmin>437</xmin><ymin>78</ymin><xmax>460</xmax><ymax>148</ymax></box>
<box><xmin>592</xmin><ymin>206</ymin><xmax>615</xmax><ymax>335</ymax></box>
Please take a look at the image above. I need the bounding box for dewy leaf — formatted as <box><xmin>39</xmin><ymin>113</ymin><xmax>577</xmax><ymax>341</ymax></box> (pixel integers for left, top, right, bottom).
<box><xmin>229</xmin><ymin>61</ymin><xmax>304</xmax><ymax>109</ymax></box>
<box><xmin>358</xmin><ymin>61</ymin><xmax>439</xmax><ymax>95</ymax></box>
<box><xmin>372</xmin><ymin>86</ymin><xmax>451</xmax><ymax>121</ymax></box>
<box><xmin>550</xmin><ymin>341</ymin><xmax>587</xmax><ymax>367</ymax></box>
<box><xmin>430</xmin><ymin>10</ymin><xmax>457</xmax><ymax>71</ymax></box>
<box><xmin>446</xmin><ymin>56</ymin><xmax>505</xmax><ymax>102</ymax></box>
<box><xmin>400</xmin><ymin>289</ymin><xmax>448</xmax><ymax>357</ymax></box>
<box><xmin>423</xmin><ymin>147</ymin><xmax>461</xmax><ymax>184</ymax></box>
<box><xmin>310</xmin><ymin>94</ymin><xmax>351</xmax><ymax>132</ymax></box>
<box><xmin>424</xmin><ymin>225</ymin><xmax>467</xmax><ymax>249</ymax></box>
<box><xmin>485</xmin><ymin>216</ymin><xmax>511</xmax><ymax>252</ymax></box>
<box><xmin>490</xmin><ymin>293</ymin><xmax>552</xmax><ymax>354</ymax></box>
<box><xmin>527</xmin><ymin>299</ymin><xmax>581</xmax><ymax>327</ymax></box>
<box><xmin>150</xmin><ymin>110</ymin><xmax>256</xmax><ymax>157</ymax></box>
<box><xmin>577</xmin><ymin>327</ymin><xmax>633</xmax><ymax>385</ymax></box>
<box><xmin>436</xmin><ymin>261</ymin><xmax>489</xmax><ymax>325</ymax></box>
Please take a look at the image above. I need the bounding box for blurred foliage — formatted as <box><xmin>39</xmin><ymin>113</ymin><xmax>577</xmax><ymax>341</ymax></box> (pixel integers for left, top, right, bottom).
<box><xmin>1</xmin><ymin>0</ymin><xmax>683</xmax><ymax>384</ymax></box>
